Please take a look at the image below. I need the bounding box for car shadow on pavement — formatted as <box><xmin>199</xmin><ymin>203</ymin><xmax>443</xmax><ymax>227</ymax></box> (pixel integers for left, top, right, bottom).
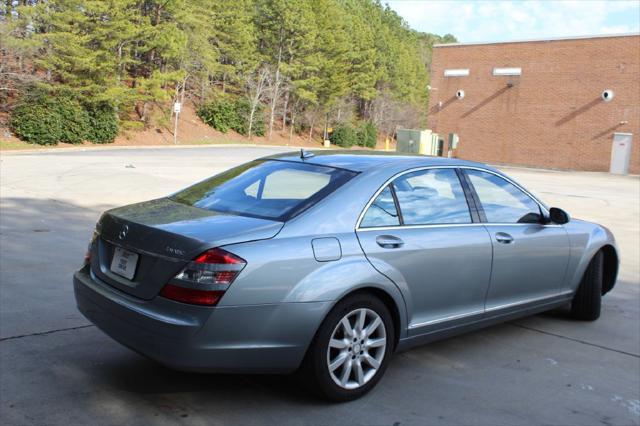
<box><xmin>88</xmin><ymin>306</ymin><xmax>578</xmax><ymax>407</ymax></box>
<box><xmin>96</xmin><ymin>353</ymin><xmax>330</xmax><ymax>406</ymax></box>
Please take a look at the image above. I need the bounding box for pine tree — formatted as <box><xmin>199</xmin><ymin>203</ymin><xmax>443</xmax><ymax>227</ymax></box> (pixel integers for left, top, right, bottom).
<box><xmin>254</xmin><ymin>0</ymin><xmax>316</xmax><ymax>140</ymax></box>
<box><xmin>3</xmin><ymin>0</ymin><xmax>457</xmax><ymax>142</ymax></box>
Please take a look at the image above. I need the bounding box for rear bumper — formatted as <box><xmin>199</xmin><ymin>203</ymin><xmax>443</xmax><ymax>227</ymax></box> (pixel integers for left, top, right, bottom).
<box><xmin>74</xmin><ymin>267</ymin><xmax>331</xmax><ymax>373</ymax></box>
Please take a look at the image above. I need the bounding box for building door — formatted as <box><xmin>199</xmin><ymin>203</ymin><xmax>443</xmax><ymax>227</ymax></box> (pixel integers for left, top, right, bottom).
<box><xmin>610</xmin><ymin>133</ymin><xmax>633</xmax><ymax>175</ymax></box>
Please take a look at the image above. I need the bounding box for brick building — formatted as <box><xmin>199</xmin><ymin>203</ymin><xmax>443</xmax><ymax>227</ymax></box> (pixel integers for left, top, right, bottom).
<box><xmin>427</xmin><ymin>34</ymin><xmax>639</xmax><ymax>173</ymax></box>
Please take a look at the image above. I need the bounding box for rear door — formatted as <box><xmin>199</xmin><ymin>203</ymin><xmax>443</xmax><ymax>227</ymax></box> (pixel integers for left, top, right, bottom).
<box><xmin>356</xmin><ymin>168</ymin><xmax>493</xmax><ymax>334</ymax></box>
<box><xmin>462</xmin><ymin>169</ymin><xmax>571</xmax><ymax>311</ymax></box>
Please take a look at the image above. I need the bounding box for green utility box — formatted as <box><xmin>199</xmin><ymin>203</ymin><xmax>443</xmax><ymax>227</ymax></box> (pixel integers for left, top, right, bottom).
<box><xmin>396</xmin><ymin>129</ymin><xmax>439</xmax><ymax>155</ymax></box>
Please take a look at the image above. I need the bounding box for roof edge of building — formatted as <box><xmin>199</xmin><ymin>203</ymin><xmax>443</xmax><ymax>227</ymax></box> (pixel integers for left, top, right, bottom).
<box><xmin>434</xmin><ymin>32</ymin><xmax>640</xmax><ymax>48</ymax></box>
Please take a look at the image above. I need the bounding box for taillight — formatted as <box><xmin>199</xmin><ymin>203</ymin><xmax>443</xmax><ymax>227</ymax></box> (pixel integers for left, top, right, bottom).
<box><xmin>83</xmin><ymin>251</ymin><xmax>91</xmax><ymax>265</ymax></box>
<box><xmin>159</xmin><ymin>248</ymin><xmax>246</xmax><ymax>306</ymax></box>
<box><xmin>83</xmin><ymin>231</ymin><xmax>98</xmax><ymax>266</ymax></box>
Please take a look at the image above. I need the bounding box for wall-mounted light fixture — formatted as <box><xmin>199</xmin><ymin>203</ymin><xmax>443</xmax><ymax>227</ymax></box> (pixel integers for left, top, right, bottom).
<box><xmin>444</xmin><ymin>69</ymin><xmax>470</xmax><ymax>77</ymax></box>
<box><xmin>493</xmin><ymin>67</ymin><xmax>522</xmax><ymax>76</ymax></box>
<box><xmin>602</xmin><ymin>90</ymin><xmax>615</xmax><ymax>102</ymax></box>
<box><xmin>456</xmin><ymin>90</ymin><xmax>465</xmax><ymax>100</ymax></box>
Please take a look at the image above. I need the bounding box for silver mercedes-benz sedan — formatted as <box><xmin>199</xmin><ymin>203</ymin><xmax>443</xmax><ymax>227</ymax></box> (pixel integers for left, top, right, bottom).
<box><xmin>74</xmin><ymin>151</ymin><xmax>618</xmax><ymax>401</ymax></box>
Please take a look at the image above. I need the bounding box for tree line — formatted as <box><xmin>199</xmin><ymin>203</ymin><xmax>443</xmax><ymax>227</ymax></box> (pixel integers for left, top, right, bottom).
<box><xmin>0</xmin><ymin>0</ymin><xmax>456</xmax><ymax>144</ymax></box>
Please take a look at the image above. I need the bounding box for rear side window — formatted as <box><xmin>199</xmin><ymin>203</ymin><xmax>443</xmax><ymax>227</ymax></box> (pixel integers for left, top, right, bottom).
<box><xmin>394</xmin><ymin>168</ymin><xmax>471</xmax><ymax>225</ymax></box>
<box><xmin>360</xmin><ymin>186</ymin><xmax>400</xmax><ymax>228</ymax></box>
<box><xmin>171</xmin><ymin>160</ymin><xmax>356</xmax><ymax>221</ymax></box>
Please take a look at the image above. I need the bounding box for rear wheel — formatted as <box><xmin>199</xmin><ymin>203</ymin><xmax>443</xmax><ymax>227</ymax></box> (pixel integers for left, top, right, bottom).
<box><xmin>571</xmin><ymin>251</ymin><xmax>603</xmax><ymax>321</ymax></box>
<box><xmin>302</xmin><ymin>293</ymin><xmax>394</xmax><ymax>401</ymax></box>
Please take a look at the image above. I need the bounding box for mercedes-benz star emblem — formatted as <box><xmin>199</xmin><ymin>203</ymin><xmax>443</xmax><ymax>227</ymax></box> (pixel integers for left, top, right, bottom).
<box><xmin>118</xmin><ymin>225</ymin><xmax>129</xmax><ymax>240</ymax></box>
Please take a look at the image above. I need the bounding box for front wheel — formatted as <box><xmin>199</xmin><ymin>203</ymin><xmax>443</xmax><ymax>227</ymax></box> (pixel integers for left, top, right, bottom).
<box><xmin>571</xmin><ymin>251</ymin><xmax>603</xmax><ymax>321</ymax></box>
<box><xmin>302</xmin><ymin>293</ymin><xmax>394</xmax><ymax>401</ymax></box>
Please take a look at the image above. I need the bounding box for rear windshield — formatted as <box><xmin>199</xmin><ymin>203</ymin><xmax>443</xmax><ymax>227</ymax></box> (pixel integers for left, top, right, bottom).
<box><xmin>170</xmin><ymin>160</ymin><xmax>357</xmax><ymax>221</ymax></box>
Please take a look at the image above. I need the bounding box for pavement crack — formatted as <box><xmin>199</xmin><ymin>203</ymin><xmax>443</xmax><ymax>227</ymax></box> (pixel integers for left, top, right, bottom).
<box><xmin>511</xmin><ymin>323</ymin><xmax>640</xmax><ymax>358</ymax></box>
<box><xmin>0</xmin><ymin>324</ymin><xmax>95</xmax><ymax>342</ymax></box>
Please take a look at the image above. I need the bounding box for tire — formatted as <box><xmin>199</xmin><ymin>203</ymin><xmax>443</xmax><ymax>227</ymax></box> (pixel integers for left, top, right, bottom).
<box><xmin>301</xmin><ymin>293</ymin><xmax>395</xmax><ymax>402</ymax></box>
<box><xmin>571</xmin><ymin>251</ymin><xmax>603</xmax><ymax>321</ymax></box>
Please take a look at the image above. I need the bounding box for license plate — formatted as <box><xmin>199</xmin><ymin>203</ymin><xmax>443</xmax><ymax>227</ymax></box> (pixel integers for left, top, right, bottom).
<box><xmin>110</xmin><ymin>246</ymin><xmax>139</xmax><ymax>280</ymax></box>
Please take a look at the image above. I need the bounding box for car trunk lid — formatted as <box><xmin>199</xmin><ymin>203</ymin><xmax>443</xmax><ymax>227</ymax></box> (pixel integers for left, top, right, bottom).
<box><xmin>91</xmin><ymin>198</ymin><xmax>283</xmax><ymax>300</ymax></box>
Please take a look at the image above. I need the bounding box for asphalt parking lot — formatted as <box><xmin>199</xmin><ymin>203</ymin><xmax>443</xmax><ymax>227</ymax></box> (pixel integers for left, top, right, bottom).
<box><xmin>1</xmin><ymin>146</ymin><xmax>639</xmax><ymax>426</ymax></box>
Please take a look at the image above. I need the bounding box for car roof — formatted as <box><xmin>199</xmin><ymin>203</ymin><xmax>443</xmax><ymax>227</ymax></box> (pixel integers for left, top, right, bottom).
<box><xmin>264</xmin><ymin>150</ymin><xmax>492</xmax><ymax>173</ymax></box>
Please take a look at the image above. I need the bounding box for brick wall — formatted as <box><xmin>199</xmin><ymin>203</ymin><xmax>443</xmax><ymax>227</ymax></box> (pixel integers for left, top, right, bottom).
<box><xmin>427</xmin><ymin>35</ymin><xmax>640</xmax><ymax>173</ymax></box>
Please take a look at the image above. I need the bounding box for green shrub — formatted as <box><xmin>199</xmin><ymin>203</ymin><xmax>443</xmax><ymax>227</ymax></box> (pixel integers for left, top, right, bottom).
<box><xmin>232</xmin><ymin>98</ymin><xmax>250</xmax><ymax>134</ymax></box>
<box><xmin>356</xmin><ymin>121</ymin><xmax>377</xmax><ymax>148</ymax></box>
<box><xmin>330</xmin><ymin>125</ymin><xmax>357</xmax><ymax>148</ymax></box>
<box><xmin>85</xmin><ymin>102</ymin><xmax>118</xmax><ymax>144</ymax></box>
<box><xmin>9</xmin><ymin>88</ymin><xmax>103</xmax><ymax>145</ymax></box>
<box><xmin>197</xmin><ymin>99</ymin><xmax>237</xmax><ymax>133</ymax></box>
<box><xmin>198</xmin><ymin>97</ymin><xmax>264</xmax><ymax>136</ymax></box>
<box><xmin>55</xmin><ymin>92</ymin><xmax>90</xmax><ymax>144</ymax></box>
<box><xmin>120</xmin><ymin>120</ymin><xmax>145</xmax><ymax>131</ymax></box>
<box><xmin>10</xmin><ymin>96</ymin><xmax>63</xmax><ymax>145</ymax></box>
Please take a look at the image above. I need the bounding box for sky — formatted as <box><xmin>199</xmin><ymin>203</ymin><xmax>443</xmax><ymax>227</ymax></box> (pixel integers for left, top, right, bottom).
<box><xmin>385</xmin><ymin>0</ymin><xmax>640</xmax><ymax>43</ymax></box>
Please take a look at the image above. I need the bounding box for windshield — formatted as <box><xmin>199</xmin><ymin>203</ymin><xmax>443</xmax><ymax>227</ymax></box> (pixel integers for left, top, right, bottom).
<box><xmin>170</xmin><ymin>160</ymin><xmax>357</xmax><ymax>221</ymax></box>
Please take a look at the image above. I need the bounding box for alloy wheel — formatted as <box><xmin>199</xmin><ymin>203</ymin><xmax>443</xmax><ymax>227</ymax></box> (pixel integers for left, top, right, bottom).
<box><xmin>326</xmin><ymin>308</ymin><xmax>387</xmax><ymax>390</ymax></box>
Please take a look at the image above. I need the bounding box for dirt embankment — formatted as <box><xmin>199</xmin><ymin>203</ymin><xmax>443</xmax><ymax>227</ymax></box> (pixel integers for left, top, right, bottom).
<box><xmin>1</xmin><ymin>103</ymin><xmax>396</xmax><ymax>151</ymax></box>
<box><xmin>112</xmin><ymin>103</ymin><xmax>323</xmax><ymax>148</ymax></box>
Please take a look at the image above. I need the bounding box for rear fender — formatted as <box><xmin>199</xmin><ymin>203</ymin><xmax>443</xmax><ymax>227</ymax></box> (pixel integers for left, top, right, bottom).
<box><xmin>221</xmin><ymin>233</ymin><xmax>409</xmax><ymax>337</ymax></box>
<box><xmin>284</xmin><ymin>256</ymin><xmax>409</xmax><ymax>339</ymax></box>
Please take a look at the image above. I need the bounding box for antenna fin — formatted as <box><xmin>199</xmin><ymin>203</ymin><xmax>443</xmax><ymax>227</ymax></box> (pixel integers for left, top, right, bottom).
<box><xmin>300</xmin><ymin>149</ymin><xmax>315</xmax><ymax>160</ymax></box>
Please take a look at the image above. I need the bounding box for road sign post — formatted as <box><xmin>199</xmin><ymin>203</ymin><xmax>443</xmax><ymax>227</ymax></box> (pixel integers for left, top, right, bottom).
<box><xmin>173</xmin><ymin>102</ymin><xmax>182</xmax><ymax>144</ymax></box>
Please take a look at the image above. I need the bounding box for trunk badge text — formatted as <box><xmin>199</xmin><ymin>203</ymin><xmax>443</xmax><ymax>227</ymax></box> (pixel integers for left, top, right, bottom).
<box><xmin>118</xmin><ymin>225</ymin><xmax>129</xmax><ymax>240</ymax></box>
<box><xmin>166</xmin><ymin>246</ymin><xmax>185</xmax><ymax>256</ymax></box>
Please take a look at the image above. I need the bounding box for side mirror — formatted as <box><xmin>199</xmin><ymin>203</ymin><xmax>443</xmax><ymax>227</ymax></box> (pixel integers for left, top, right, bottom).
<box><xmin>549</xmin><ymin>207</ymin><xmax>570</xmax><ymax>224</ymax></box>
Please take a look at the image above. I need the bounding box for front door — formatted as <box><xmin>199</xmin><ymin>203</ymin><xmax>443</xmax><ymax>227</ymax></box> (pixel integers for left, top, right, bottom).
<box><xmin>463</xmin><ymin>169</ymin><xmax>571</xmax><ymax>312</ymax></box>
<box><xmin>356</xmin><ymin>168</ymin><xmax>492</xmax><ymax>334</ymax></box>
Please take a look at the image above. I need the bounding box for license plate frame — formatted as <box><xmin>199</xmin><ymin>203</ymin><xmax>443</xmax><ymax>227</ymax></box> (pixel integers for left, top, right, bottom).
<box><xmin>110</xmin><ymin>246</ymin><xmax>139</xmax><ymax>280</ymax></box>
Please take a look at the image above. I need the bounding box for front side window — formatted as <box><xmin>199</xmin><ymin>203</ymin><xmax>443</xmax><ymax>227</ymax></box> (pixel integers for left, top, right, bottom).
<box><xmin>171</xmin><ymin>160</ymin><xmax>356</xmax><ymax>221</ymax></box>
<box><xmin>394</xmin><ymin>168</ymin><xmax>472</xmax><ymax>225</ymax></box>
<box><xmin>465</xmin><ymin>169</ymin><xmax>542</xmax><ymax>223</ymax></box>
<box><xmin>360</xmin><ymin>186</ymin><xmax>400</xmax><ymax>228</ymax></box>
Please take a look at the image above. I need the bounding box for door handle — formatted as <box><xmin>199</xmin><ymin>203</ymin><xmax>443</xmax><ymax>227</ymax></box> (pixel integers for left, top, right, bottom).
<box><xmin>495</xmin><ymin>232</ymin><xmax>514</xmax><ymax>244</ymax></box>
<box><xmin>376</xmin><ymin>235</ymin><xmax>404</xmax><ymax>249</ymax></box>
